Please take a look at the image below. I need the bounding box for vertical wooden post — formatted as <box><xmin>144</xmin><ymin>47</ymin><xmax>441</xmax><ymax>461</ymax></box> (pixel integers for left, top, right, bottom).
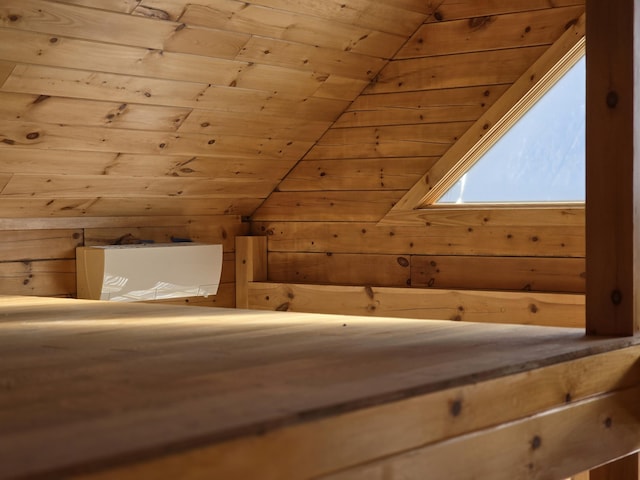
<box><xmin>586</xmin><ymin>0</ymin><xmax>640</xmax><ymax>336</ymax></box>
<box><xmin>587</xmin><ymin>1</ymin><xmax>640</xmax><ymax>478</ymax></box>
<box><xmin>590</xmin><ymin>453</ymin><xmax>640</xmax><ymax>480</ymax></box>
<box><xmin>235</xmin><ymin>236</ymin><xmax>267</xmax><ymax>309</ymax></box>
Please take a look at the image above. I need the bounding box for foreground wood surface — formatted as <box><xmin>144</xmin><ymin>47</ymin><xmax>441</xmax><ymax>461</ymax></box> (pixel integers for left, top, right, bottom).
<box><xmin>1</xmin><ymin>295</ymin><xmax>639</xmax><ymax>479</ymax></box>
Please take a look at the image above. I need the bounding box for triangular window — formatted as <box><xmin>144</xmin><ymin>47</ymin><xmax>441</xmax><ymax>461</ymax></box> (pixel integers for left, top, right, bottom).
<box><xmin>436</xmin><ymin>56</ymin><xmax>585</xmax><ymax>205</ymax></box>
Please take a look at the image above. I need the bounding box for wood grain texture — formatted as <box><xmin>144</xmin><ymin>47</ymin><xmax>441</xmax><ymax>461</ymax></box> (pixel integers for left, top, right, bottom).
<box><xmin>0</xmin><ymin>295</ymin><xmax>637</xmax><ymax>479</ymax></box>
<box><xmin>73</xmin><ymin>344</ymin><xmax>640</xmax><ymax>480</ymax></box>
<box><xmin>585</xmin><ymin>0</ymin><xmax>640</xmax><ymax>336</ymax></box>
<box><xmin>253</xmin><ymin>222</ymin><xmax>585</xmax><ymax>257</ymax></box>
<box><xmin>248</xmin><ymin>282</ymin><xmax>585</xmax><ymax>327</ymax></box>
<box><xmin>411</xmin><ymin>255</ymin><xmax>585</xmax><ymax>293</ymax></box>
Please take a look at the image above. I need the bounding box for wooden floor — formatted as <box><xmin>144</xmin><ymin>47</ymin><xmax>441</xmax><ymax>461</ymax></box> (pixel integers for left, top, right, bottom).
<box><xmin>2</xmin><ymin>295</ymin><xmax>640</xmax><ymax>479</ymax></box>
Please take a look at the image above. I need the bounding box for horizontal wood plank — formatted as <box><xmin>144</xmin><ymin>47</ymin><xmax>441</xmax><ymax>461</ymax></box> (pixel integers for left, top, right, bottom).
<box><xmin>0</xmin><ymin>229</ymin><xmax>82</xmax><ymax>261</ymax></box>
<box><xmin>0</xmin><ymin>92</ymin><xmax>191</xmax><ymax>131</ymax></box>
<box><xmin>247</xmin><ymin>282</ymin><xmax>585</xmax><ymax>327</ymax></box>
<box><xmin>0</xmin><ymin>197</ymin><xmax>262</xmax><ymax>217</ymax></box>
<box><xmin>268</xmin><ymin>252</ymin><xmax>411</xmax><ymax>287</ymax></box>
<box><xmin>253</xmin><ymin>191</ymin><xmax>404</xmax><ymax>222</ymax></box>
<box><xmin>177</xmin><ymin>2</ymin><xmax>406</xmax><ymax>58</ymax></box>
<box><xmin>322</xmin><ymin>386</ymin><xmax>640</xmax><ymax>480</ymax></box>
<box><xmin>0</xmin><ymin>120</ymin><xmax>310</xmax><ymax>159</ymax></box>
<box><xmin>0</xmin><ymin>259</ymin><xmax>75</xmax><ymax>296</ymax></box>
<box><xmin>74</xmin><ymin>346</ymin><xmax>640</xmax><ymax>480</ymax></box>
<box><xmin>252</xmin><ymin>222</ymin><xmax>585</xmax><ymax>257</ymax></box>
<box><xmin>366</xmin><ymin>46</ymin><xmax>548</xmax><ymax>94</ymax></box>
<box><xmin>145</xmin><ymin>282</ymin><xmax>236</xmax><ymax>308</ymax></box>
<box><xmin>397</xmin><ymin>6</ymin><xmax>583</xmax><ymax>58</ymax></box>
<box><xmin>0</xmin><ymin>148</ymin><xmax>293</xmax><ymax>179</ymax></box>
<box><xmin>336</xmin><ymin>85</ymin><xmax>510</xmax><ymax>128</ymax></box>
<box><xmin>1</xmin><ymin>65</ymin><xmax>349</xmax><ymax>121</ymax></box>
<box><xmin>423</xmin><ymin>0</ymin><xmax>585</xmax><ymax>23</ymax></box>
<box><xmin>411</xmin><ymin>255</ymin><xmax>585</xmax><ymax>293</ymax></box>
<box><xmin>0</xmin><ymin>215</ymin><xmax>244</xmax><ymax>231</ymax></box>
<box><xmin>277</xmin><ymin>158</ymin><xmax>438</xmax><ymax>191</ymax></box>
<box><xmin>307</xmin><ymin>122</ymin><xmax>471</xmax><ymax>159</ymax></box>
<box><xmin>0</xmin><ymin>174</ymin><xmax>276</xmax><ymax>198</ymax></box>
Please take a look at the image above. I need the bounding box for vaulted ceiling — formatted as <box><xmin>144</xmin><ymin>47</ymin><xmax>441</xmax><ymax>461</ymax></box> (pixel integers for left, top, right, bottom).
<box><xmin>0</xmin><ymin>0</ymin><xmax>584</xmax><ymax>220</ymax></box>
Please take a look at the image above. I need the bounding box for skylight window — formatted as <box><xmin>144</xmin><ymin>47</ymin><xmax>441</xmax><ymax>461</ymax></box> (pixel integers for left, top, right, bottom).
<box><xmin>437</xmin><ymin>56</ymin><xmax>585</xmax><ymax>205</ymax></box>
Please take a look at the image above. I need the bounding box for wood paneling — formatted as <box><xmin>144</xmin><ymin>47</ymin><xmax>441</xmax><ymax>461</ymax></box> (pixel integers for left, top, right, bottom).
<box><xmin>0</xmin><ymin>0</ymin><xmax>428</xmax><ymax>224</ymax></box>
<box><xmin>411</xmin><ymin>256</ymin><xmax>585</xmax><ymax>293</ymax></box>
<box><xmin>278</xmin><ymin>158</ymin><xmax>437</xmax><ymax>191</ymax></box>
<box><xmin>268</xmin><ymin>252</ymin><xmax>411</xmax><ymax>287</ymax></box>
<box><xmin>1</xmin><ymin>295</ymin><xmax>636</xmax><ymax>478</ymax></box>
<box><xmin>253</xmin><ymin>222</ymin><xmax>585</xmax><ymax>258</ymax></box>
<box><xmin>247</xmin><ymin>282</ymin><xmax>584</xmax><ymax>327</ymax></box>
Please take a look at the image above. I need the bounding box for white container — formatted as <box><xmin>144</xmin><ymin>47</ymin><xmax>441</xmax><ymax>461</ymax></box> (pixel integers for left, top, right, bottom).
<box><xmin>76</xmin><ymin>243</ymin><xmax>223</xmax><ymax>302</ymax></box>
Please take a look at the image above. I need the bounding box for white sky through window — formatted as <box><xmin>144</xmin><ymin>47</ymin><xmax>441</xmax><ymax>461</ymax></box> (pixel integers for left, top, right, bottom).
<box><xmin>437</xmin><ymin>56</ymin><xmax>585</xmax><ymax>204</ymax></box>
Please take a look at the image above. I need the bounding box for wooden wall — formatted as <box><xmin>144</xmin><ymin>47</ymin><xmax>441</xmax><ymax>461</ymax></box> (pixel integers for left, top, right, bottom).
<box><xmin>0</xmin><ymin>216</ymin><xmax>248</xmax><ymax>307</ymax></box>
<box><xmin>252</xmin><ymin>2</ymin><xmax>586</xmax><ymax>324</ymax></box>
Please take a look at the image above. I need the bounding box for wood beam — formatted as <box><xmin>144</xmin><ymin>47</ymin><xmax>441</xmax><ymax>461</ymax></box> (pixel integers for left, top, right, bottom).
<box><xmin>586</xmin><ymin>0</ymin><xmax>640</xmax><ymax>336</ymax></box>
<box><xmin>235</xmin><ymin>236</ymin><xmax>267</xmax><ymax>309</ymax></box>
<box><xmin>586</xmin><ymin>3</ymin><xmax>640</xmax><ymax>478</ymax></box>
<box><xmin>591</xmin><ymin>453</ymin><xmax>640</xmax><ymax>480</ymax></box>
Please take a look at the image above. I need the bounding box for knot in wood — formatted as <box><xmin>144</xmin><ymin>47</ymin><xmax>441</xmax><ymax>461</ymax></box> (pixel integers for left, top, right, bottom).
<box><xmin>611</xmin><ymin>289</ymin><xmax>623</xmax><ymax>305</ymax></box>
<box><xmin>606</xmin><ymin>91</ymin><xmax>619</xmax><ymax>108</ymax></box>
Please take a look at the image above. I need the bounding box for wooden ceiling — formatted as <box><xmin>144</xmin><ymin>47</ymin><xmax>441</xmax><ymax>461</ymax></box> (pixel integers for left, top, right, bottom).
<box><xmin>0</xmin><ymin>0</ymin><xmax>584</xmax><ymax>220</ymax></box>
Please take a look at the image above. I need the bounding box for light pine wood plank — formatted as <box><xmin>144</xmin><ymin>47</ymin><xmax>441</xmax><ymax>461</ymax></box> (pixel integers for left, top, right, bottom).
<box><xmin>253</xmin><ymin>191</ymin><xmax>403</xmax><ymax>222</ymax></box>
<box><xmin>0</xmin><ymin>92</ymin><xmax>190</xmax><ymax>131</ymax></box>
<box><xmin>235</xmin><ymin>236</ymin><xmax>267</xmax><ymax>308</ymax></box>
<box><xmin>252</xmin><ymin>221</ymin><xmax>585</xmax><ymax>257</ymax></box>
<box><xmin>0</xmin><ymin>148</ymin><xmax>293</xmax><ymax>178</ymax></box>
<box><xmin>278</xmin><ymin>158</ymin><xmax>438</xmax><ymax>191</ymax></box>
<box><xmin>423</xmin><ymin>0</ymin><xmax>585</xmax><ymax>23</ymax></box>
<box><xmin>1</xmin><ymin>64</ymin><xmax>209</xmax><ymax>108</ymax></box>
<box><xmin>0</xmin><ymin>197</ymin><xmax>262</xmax><ymax>217</ymax></box>
<box><xmin>585</xmin><ymin>0</ymin><xmax>640</xmax><ymax>336</ymax></box>
<box><xmin>213</xmin><ymin>0</ymin><xmax>427</xmax><ymax>37</ymax></box>
<box><xmin>0</xmin><ymin>0</ymin><xmax>179</xmax><ymax>49</ymax></box>
<box><xmin>321</xmin><ymin>387</ymin><xmax>640</xmax><ymax>480</ymax></box>
<box><xmin>0</xmin><ymin>29</ymin><xmax>243</xmax><ymax>87</ymax></box>
<box><xmin>306</xmin><ymin>122</ymin><xmax>471</xmax><ymax>159</ymax></box>
<box><xmin>63</xmin><ymin>344</ymin><xmax>640</xmax><ymax>480</ymax></box>
<box><xmin>50</xmin><ymin>0</ymin><xmax>140</xmax><ymax>14</ymax></box>
<box><xmin>367</xmin><ymin>46</ymin><xmax>548</xmax><ymax>94</ymax></box>
<box><xmin>178</xmin><ymin>109</ymin><xmax>330</xmax><ymax>142</ymax></box>
<box><xmin>177</xmin><ymin>2</ymin><xmax>405</xmax><ymax>58</ymax></box>
<box><xmin>0</xmin><ymin>259</ymin><xmax>75</xmax><ymax>297</ymax></box>
<box><xmin>163</xmin><ymin>25</ymin><xmax>250</xmax><ymax>59</ymax></box>
<box><xmin>381</xmin><ymin>205</ymin><xmax>585</xmax><ymax>227</ymax></box>
<box><xmin>0</xmin><ymin>60</ymin><xmax>15</xmax><ymax>87</ymax></box>
<box><xmin>337</xmin><ymin>85</ymin><xmax>510</xmax><ymax>128</ymax></box>
<box><xmin>0</xmin><ymin>229</ymin><xmax>82</xmax><ymax>261</ymax></box>
<box><xmin>398</xmin><ymin>6</ymin><xmax>584</xmax><ymax>58</ymax></box>
<box><xmin>1</xmin><ymin>65</ymin><xmax>349</xmax><ymax>121</ymax></box>
<box><xmin>84</xmin><ymin>224</ymin><xmax>245</xmax><ymax>252</ymax></box>
<box><xmin>235</xmin><ymin>37</ymin><xmax>385</xmax><ymax>81</ymax></box>
<box><xmin>0</xmin><ymin>215</ymin><xmax>243</xmax><ymax>231</ymax></box>
<box><xmin>0</xmin><ymin>120</ymin><xmax>311</xmax><ymax>159</ymax></box>
<box><xmin>312</xmin><ymin>76</ymin><xmax>370</xmax><ymax>101</ymax></box>
<box><xmin>411</xmin><ymin>255</ymin><xmax>585</xmax><ymax>293</ymax></box>
<box><xmin>267</xmin><ymin>252</ymin><xmax>411</xmax><ymax>287</ymax></box>
<box><xmin>146</xmin><ymin>282</ymin><xmax>236</xmax><ymax>308</ymax></box>
<box><xmin>248</xmin><ymin>282</ymin><xmax>584</xmax><ymax>326</ymax></box>
<box><xmin>0</xmin><ymin>174</ymin><xmax>275</xmax><ymax>199</ymax></box>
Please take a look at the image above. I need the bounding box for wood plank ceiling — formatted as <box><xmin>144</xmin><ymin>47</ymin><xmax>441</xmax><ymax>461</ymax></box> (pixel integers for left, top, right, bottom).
<box><xmin>0</xmin><ymin>0</ymin><xmax>584</xmax><ymax>220</ymax></box>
